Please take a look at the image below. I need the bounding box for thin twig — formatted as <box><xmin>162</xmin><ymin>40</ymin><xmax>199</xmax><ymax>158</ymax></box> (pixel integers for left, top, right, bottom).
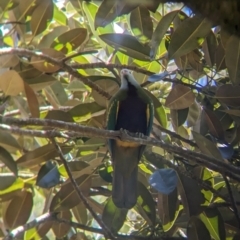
<box><xmin>70</xmin><ymin>62</ymin><xmax>155</xmax><ymax>75</ymax></box>
<box><xmin>55</xmin><ymin>216</ymin><xmax>186</xmax><ymax>240</ymax></box>
<box><xmin>223</xmin><ymin>175</ymin><xmax>240</xmax><ymax>228</ymax></box>
<box><xmin>153</xmin><ymin>124</ymin><xmax>197</xmax><ymax>147</ymax></box>
<box><xmin>51</xmin><ymin>138</ymin><xmax>115</xmax><ymax>239</ymax></box>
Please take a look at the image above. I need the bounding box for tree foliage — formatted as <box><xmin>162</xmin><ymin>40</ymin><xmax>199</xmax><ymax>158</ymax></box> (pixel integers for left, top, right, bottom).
<box><xmin>0</xmin><ymin>0</ymin><xmax>240</xmax><ymax>240</ymax></box>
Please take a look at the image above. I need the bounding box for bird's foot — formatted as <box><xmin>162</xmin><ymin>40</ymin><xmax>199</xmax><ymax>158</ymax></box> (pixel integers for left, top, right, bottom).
<box><xmin>135</xmin><ymin>132</ymin><xmax>145</xmax><ymax>138</ymax></box>
<box><xmin>119</xmin><ymin>128</ymin><xmax>128</xmax><ymax>134</ymax></box>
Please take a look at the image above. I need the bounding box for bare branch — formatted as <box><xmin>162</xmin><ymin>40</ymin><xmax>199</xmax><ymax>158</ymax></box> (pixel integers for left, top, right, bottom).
<box><xmin>51</xmin><ymin>138</ymin><xmax>115</xmax><ymax>239</ymax></box>
<box><xmin>4</xmin><ymin>212</ymin><xmax>56</xmax><ymax>240</ymax></box>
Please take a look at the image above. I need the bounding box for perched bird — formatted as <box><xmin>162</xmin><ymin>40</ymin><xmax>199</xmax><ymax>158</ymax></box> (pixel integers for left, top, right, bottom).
<box><xmin>106</xmin><ymin>69</ymin><xmax>154</xmax><ymax>209</ymax></box>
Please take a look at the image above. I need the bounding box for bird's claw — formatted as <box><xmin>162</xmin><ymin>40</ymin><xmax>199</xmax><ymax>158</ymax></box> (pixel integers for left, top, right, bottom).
<box><xmin>135</xmin><ymin>132</ymin><xmax>144</xmax><ymax>138</ymax></box>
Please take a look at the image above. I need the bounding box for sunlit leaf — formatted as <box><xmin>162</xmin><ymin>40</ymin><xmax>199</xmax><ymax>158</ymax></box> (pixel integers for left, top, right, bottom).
<box><xmin>99</xmin><ymin>33</ymin><xmax>151</xmax><ymax>61</ymax></box>
<box><xmin>51</xmin><ymin>28</ymin><xmax>88</xmax><ymax>54</ymax></box>
<box><xmin>130</xmin><ymin>6</ymin><xmax>153</xmax><ymax>43</ymax></box>
<box><xmin>102</xmin><ymin>197</ymin><xmax>128</xmax><ymax>233</ymax></box>
<box><xmin>199</xmin><ymin>208</ymin><xmax>226</xmax><ymax>240</ymax></box>
<box><xmin>150</xmin><ymin>10</ymin><xmax>179</xmax><ymax>59</ymax></box>
<box><xmin>31</xmin><ymin>0</ymin><xmax>53</xmax><ymax>36</ymax></box>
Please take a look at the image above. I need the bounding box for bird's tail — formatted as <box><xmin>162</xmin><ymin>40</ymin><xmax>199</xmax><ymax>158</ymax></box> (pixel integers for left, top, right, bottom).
<box><xmin>112</xmin><ymin>163</ymin><xmax>138</xmax><ymax>209</ymax></box>
<box><xmin>111</xmin><ymin>146</ymin><xmax>139</xmax><ymax>209</ymax></box>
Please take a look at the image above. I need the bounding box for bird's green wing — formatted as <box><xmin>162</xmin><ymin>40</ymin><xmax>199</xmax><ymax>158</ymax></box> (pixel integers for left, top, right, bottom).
<box><xmin>106</xmin><ymin>90</ymin><xmax>126</xmax><ymax>155</ymax></box>
<box><xmin>137</xmin><ymin>88</ymin><xmax>154</xmax><ymax>158</ymax></box>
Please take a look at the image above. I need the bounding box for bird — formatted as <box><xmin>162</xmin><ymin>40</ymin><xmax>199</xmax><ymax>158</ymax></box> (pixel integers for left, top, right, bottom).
<box><xmin>106</xmin><ymin>69</ymin><xmax>154</xmax><ymax>209</ymax></box>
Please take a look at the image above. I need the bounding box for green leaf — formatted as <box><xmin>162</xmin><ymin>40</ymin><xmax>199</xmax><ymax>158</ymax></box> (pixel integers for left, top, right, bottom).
<box><xmin>193</xmin><ymin>167</ymin><xmax>214</xmax><ymax>205</ymax></box>
<box><xmin>52</xmin><ymin>210</ymin><xmax>71</xmax><ymax>238</ymax></box>
<box><xmin>83</xmin><ymin>1</ymin><xmax>114</xmax><ymax>49</ymax></box>
<box><xmin>51</xmin><ymin>28</ymin><xmax>87</xmax><ymax>54</ymax></box>
<box><xmin>50</xmin><ymin>175</ymin><xmax>91</xmax><ymax>212</ymax></box>
<box><xmin>225</xmin><ymin>35</ymin><xmax>240</xmax><ymax>85</ymax></box>
<box><xmin>202</xmin><ymin>31</ymin><xmax>218</xmax><ymax>67</ymax></box>
<box><xmin>150</xmin><ymin>10</ymin><xmax>179</xmax><ymax>59</ymax></box>
<box><xmin>168</xmin><ymin>16</ymin><xmax>212</xmax><ymax>59</ymax></box>
<box><xmin>17</xmin><ymin>144</ymin><xmax>72</xmax><ymax>168</ymax></box>
<box><xmin>145</xmin><ymin>90</ymin><xmax>167</xmax><ymax>128</ymax></box>
<box><xmin>199</xmin><ymin>208</ymin><xmax>226</xmax><ymax>240</ymax></box>
<box><xmin>203</xmin><ymin>108</ymin><xmax>225</xmax><ymax>140</ymax></box>
<box><xmin>187</xmin><ymin>216</ymin><xmax>211</xmax><ymax>240</ymax></box>
<box><xmin>72</xmin><ymin>202</ymin><xmax>88</xmax><ymax>225</ymax></box>
<box><xmin>158</xmin><ymin>188</ymin><xmax>181</xmax><ymax>231</ymax></box>
<box><xmin>186</xmin><ymin>101</ymin><xmax>201</xmax><ymax>127</ymax></box>
<box><xmin>68</xmin><ymin>102</ymin><xmax>104</xmax><ymax>122</ymax></box>
<box><xmin>130</xmin><ymin>6</ymin><xmax>153</xmax><ymax>43</ymax></box>
<box><xmin>102</xmin><ymin>197</ymin><xmax>128</xmax><ymax>233</ymax></box>
<box><xmin>0</xmin><ymin>130</ymin><xmax>21</xmax><ymax>153</ymax></box>
<box><xmin>31</xmin><ymin>0</ymin><xmax>53</xmax><ymax>36</ymax></box>
<box><xmin>177</xmin><ymin>173</ymin><xmax>205</xmax><ymax>217</ymax></box>
<box><xmin>165</xmin><ymin>85</ymin><xmax>195</xmax><ymax>110</ymax></box>
<box><xmin>98</xmin><ymin>164</ymin><xmax>113</xmax><ymax>183</ymax></box>
<box><xmin>39</xmin><ymin>26</ymin><xmax>68</xmax><ymax>48</ymax></box>
<box><xmin>0</xmin><ymin>175</ymin><xmax>17</xmax><ymax>191</ymax></box>
<box><xmin>99</xmin><ymin>33</ymin><xmax>151</xmax><ymax>61</ymax></box>
<box><xmin>136</xmin><ymin>181</ymin><xmax>156</xmax><ymax>225</ymax></box>
<box><xmin>45</xmin><ymin>110</ymin><xmax>74</xmax><ymax>122</ymax></box>
<box><xmin>53</xmin><ymin>3</ymin><xmax>67</xmax><ymax>26</ymax></box>
<box><xmin>4</xmin><ymin>191</ymin><xmax>33</xmax><ymax>229</ymax></box>
<box><xmin>0</xmin><ymin>146</ymin><xmax>18</xmax><ymax>176</ymax></box>
<box><xmin>170</xmin><ymin>108</ymin><xmax>189</xmax><ymax>128</ymax></box>
<box><xmin>94</xmin><ymin>0</ymin><xmax>122</xmax><ymax>29</ymax></box>
<box><xmin>0</xmin><ymin>178</ymin><xmax>24</xmax><ymax>195</ymax></box>
<box><xmin>192</xmin><ymin>131</ymin><xmax>223</xmax><ymax>160</ymax></box>
<box><xmin>44</xmin><ymin>80</ymin><xmax>68</xmax><ymax>105</ymax></box>
<box><xmin>216</xmin><ymin>85</ymin><xmax>240</xmax><ymax>107</ymax></box>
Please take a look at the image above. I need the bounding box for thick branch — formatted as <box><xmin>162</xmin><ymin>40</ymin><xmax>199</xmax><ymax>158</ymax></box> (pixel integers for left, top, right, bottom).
<box><xmin>1</xmin><ymin>116</ymin><xmax>240</xmax><ymax>182</ymax></box>
<box><xmin>4</xmin><ymin>212</ymin><xmax>56</xmax><ymax>240</ymax></box>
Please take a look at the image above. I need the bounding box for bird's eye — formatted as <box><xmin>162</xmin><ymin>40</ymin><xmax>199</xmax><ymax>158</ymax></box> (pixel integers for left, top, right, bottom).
<box><xmin>121</xmin><ymin>69</ymin><xmax>129</xmax><ymax>75</ymax></box>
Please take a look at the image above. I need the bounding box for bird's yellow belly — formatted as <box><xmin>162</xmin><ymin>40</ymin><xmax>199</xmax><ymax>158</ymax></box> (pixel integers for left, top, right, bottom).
<box><xmin>116</xmin><ymin>139</ymin><xmax>140</xmax><ymax>148</ymax></box>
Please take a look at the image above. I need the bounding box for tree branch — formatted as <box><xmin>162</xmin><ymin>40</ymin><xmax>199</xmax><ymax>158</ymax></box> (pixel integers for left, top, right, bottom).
<box><xmin>1</xmin><ymin>116</ymin><xmax>240</xmax><ymax>182</ymax></box>
<box><xmin>0</xmin><ymin>48</ymin><xmax>111</xmax><ymax>99</ymax></box>
<box><xmin>3</xmin><ymin>212</ymin><xmax>56</xmax><ymax>240</ymax></box>
<box><xmin>223</xmin><ymin>175</ymin><xmax>240</xmax><ymax>228</ymax></box>
<box><xmin>51</xmin><ymin>138</ymin><xmax>115</xmax><ymax>239</ymax></box>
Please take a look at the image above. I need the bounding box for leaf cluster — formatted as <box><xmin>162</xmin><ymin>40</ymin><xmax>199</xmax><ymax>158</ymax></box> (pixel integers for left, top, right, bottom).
<box><xmin>0</xmin><ymin>1</ymin><xmax>239</xmax><ymax>240</ymax></box>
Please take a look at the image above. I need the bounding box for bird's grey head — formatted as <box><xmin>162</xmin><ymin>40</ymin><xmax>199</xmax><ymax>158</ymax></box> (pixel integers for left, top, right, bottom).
<box><xmin>120</xmin><ymin>69</ymin><xmax>140</xmax><ymax>90</ymax></box>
